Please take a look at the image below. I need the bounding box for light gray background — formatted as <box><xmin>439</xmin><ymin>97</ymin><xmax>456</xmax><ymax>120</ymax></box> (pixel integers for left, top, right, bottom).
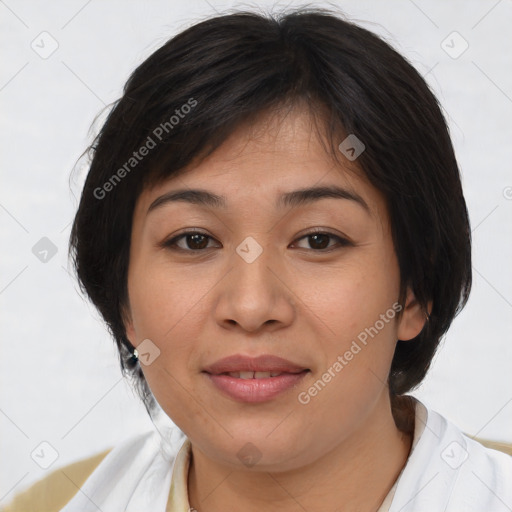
<box><xmin>1</xmin><ymin>0</ymin><xmax>511</xmax><ymax>502</ymax></box>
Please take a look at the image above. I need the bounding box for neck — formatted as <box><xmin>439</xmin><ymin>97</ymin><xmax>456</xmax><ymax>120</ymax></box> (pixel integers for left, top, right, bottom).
<box><xmin>188</xmin><ymin>390</ymin><xmax>414</xmax><ymax>512</ymax></box>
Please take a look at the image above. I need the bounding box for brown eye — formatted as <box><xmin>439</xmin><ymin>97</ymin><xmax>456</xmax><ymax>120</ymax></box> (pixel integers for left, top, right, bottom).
<box><xmin>293</xmin><ymin>231</ymin><xmax>351</xmax><ymax>251</ymax></box>
<box><xmin>163</xmin><ymin>231</ymin><xmax>220</xmax><ymax>252</ymax></box>
<box><xmin>183</xmin><ymin>233</ymin><xmax>210</xmax><ymax>250</ymax></box>
<box><xmin>308</xmin><ymin>233</ymin><xmax>331</xmax><ymax>250</ymax></box>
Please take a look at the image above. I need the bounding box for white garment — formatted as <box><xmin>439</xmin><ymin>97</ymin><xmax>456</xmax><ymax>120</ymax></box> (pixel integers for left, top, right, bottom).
<box><xmin>59</xmin><ymin>397</ymin><xmax>512</xmax><ymax>511</ymax></box>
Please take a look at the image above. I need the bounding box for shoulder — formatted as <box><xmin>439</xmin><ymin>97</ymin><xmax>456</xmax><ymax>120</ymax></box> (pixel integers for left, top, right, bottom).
<box><xmin>0</xmin><ymin>448</ymin><xmax>112</xmax><ymax>512</ymax></box>
<box><xmin>390</xmin><ymin>399</ymin><xmax>512</xmax><ymax>512</ymax></box>
<box><xmin>441</xmin><ymin>427</ymin><xmax>512</xmax><ymax>512</ymax></box>
<box><xmin>474</xmin><ymin>437</ymin><xmax>512</xmax><ymax>456</ymax></box>
<box><xmin>0</xmin><ymin>429</ymin><xmax>166</xmax><ymax>512</ymax></box>
<box><xmin>429</xmin><ymin>406</ymin><xmax>512</xmax><ymax>471</ymax></box>
<box><xmin>58</xmin><ymin>428</ymin><xmax>186</xmax><ymax>511</ymax></box>
<box><xmin>456</xmin><ymin>430</ymin><xmax>512</xmax><ymax>504</ymax></box>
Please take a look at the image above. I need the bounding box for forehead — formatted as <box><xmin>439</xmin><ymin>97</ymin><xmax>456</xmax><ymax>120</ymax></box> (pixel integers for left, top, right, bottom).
<box><xmin>137</xmin><ymin>107</ymin><xmax>386</xmax><ymax>220</ymax></box>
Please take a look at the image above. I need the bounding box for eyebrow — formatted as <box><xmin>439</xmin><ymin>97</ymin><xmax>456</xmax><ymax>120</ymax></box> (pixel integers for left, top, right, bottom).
<box><xmin>147</xmin><ymin>185</ymin><xmax>370</xmax><ymax>215</ymax></box>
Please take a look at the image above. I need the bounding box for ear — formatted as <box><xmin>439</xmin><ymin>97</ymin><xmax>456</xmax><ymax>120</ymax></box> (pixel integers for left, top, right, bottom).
<box><xmin>125</xmin><ymin>322</ymin><xmax>136</xmax><ymax>345</ymax></box>
<box><xmin>397</xmin><ymin>287</ymin><xmax>432</xmax><ymax>341</ymax></box>
<box><xmin>121</xmin><ymin>303</ymin><xmax>137</xmax><ymax>345</ymax></box>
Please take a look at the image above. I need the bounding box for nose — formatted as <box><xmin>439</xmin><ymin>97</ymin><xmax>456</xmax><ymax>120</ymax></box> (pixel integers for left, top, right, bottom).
<box><xmin>213</xmin><ymin>237</ymin><xmax>295</xmax><ymax>333</ymax></box>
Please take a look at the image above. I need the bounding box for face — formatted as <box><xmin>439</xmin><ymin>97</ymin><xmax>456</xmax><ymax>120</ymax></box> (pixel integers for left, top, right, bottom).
<box><xmin>125</xmin><ymin>107</ymin><xmax>425</xmax><ymax>472</ymax></box>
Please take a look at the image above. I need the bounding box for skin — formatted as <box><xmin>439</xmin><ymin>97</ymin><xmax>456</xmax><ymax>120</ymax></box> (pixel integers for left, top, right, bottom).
<box><xmin>124</xmin><ymin>106</ymin><xmax>427</xmax><ymax>512</ymax></box>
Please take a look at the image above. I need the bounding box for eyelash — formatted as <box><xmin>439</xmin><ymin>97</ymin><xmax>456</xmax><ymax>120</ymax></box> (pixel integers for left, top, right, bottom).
<box><xmin>162</xmin><ymin>228</ymin><xmax>352</xmax><ymax>253</ymax></box>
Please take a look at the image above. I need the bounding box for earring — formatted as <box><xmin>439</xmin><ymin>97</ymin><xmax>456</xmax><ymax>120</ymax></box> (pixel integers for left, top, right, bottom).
<box><xmin>129</xmin><ymin>348</ymin><xmax>139</xmax><ymax>365</ymax></box>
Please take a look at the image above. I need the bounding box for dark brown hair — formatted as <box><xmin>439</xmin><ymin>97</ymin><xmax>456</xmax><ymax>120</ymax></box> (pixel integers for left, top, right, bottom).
<box><xmin>69</xmin><ymin>7</ymin><xmax>472</xmax><ymax>417</ymax></box>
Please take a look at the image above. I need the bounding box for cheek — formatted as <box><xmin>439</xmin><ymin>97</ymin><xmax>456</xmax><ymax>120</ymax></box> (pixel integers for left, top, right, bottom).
<box><xmin>294</xmin><ymin>250</ymin><xmax>400</xmax><ymax>406</ymax></box>
<box><xmin>294</xmin><ymin>297</ymin><xmax>399</xmax><ymax>447</ymax></box>
<box><xmin>126</xmin><ymin>260</ymin><xmax>218</xmax><ymax>395</ymax></box>
<box><xmin>128</xmin><ymin>265</ymin><xmax>212</xmax><ymax>428</ymax></box>
<box><xmin>128</xmin><ymin>259</ymin><xmax>206</xmax><ymax>340</ymax></box>
<box><xmin>301</xmin><ymin>253</ymin><xmax>400</xmax><ymax>344</ymax></box>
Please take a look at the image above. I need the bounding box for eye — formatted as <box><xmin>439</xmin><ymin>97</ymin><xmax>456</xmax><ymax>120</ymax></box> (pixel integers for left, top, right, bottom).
<box><xmin>291</xmin><ymin>230</ymin><xmax>352</xmax><ymax>251</ymax></box>
<box><xmin>162</xmin><ymin>229</ymin><xmax>351</xmax><ymax>253</ymax></box>
<box><xmin>163</xmin><ymin>230</ymin><xmax>221</xmax><ymax>252</ymax></box>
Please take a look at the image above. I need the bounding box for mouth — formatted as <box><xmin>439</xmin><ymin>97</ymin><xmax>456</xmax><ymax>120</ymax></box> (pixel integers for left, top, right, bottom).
<box><xmin>201</xmin><ymin>354</ymin><xmax>310</xmax><ymax>402</ymax></box>
<box><xmin>202</xmin><ymin>353</ymin><xmax>310</xmax><ymax>376</ymax></box>
<box><xmin>203</xmin><ymin>368</ymin><xmax>310</xmax><ymax>403</ymax></box>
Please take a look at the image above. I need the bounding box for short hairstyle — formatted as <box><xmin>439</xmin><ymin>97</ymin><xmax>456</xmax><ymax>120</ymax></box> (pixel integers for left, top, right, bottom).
<box><xmin>69</xmin><ymin>7</ymin><xmax>472</xmax><ymax>417</ymax></box>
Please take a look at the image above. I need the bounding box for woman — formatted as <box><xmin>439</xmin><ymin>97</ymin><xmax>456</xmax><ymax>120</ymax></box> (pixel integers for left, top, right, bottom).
<box><xmin>5</xmin><ymin>7</ymin><xmax>512</xmax><ymax>512</ymax></box>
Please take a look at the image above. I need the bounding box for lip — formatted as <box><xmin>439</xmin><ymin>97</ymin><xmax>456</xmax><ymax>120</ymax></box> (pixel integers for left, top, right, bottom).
<box><xmin>204</xmin><ymin>371</ymin><xmax>310</xmax><ymax>403</ymax></box>
<box><xmin>202</xmin><ymin>354</ymin><xmax>310</xmax><ymax>403</ymax></box>
<box><xmin>202</xmin><ymin>354</ymin><xmax>308</xmax><ymax>374</ymax></box>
